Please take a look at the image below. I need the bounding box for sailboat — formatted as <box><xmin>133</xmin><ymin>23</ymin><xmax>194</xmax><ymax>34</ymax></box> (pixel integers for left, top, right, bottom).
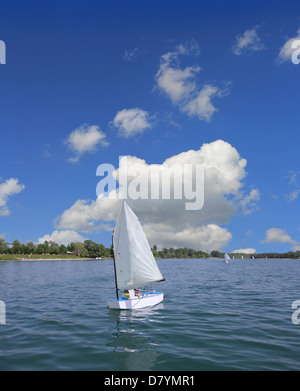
<box><xmin>107</xmin><ymin>201</ymin><xmax>165</xmax><ymax>310</ymax></box>
<box><xmin>224</xmin><ymin>253</ymin><xmax>230</xmax><ymax>263</ymax></box>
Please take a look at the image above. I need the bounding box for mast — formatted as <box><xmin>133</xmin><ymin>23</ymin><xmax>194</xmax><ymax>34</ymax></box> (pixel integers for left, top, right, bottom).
<box><xmin>112</xmin><ymin>232</ymin><xmax>119</xmax><ymax>300</ymax></box>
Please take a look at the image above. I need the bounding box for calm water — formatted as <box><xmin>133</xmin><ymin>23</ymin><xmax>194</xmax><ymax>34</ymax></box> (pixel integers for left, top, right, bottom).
<box><xmin>0</xmin><ymin>258</ymin><xmax>300</xmax><ymax>371</ymax></box>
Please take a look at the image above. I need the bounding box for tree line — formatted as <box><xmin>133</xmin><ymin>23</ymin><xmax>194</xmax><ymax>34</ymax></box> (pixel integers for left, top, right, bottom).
<box><xmin>210</xmin><ymin>250</ymin><xmax>300</xmax><ymax>259</ymax></box>
<box><xmin>0</xmin><ymin>238</ymin><xmax>113</xmax><ymax>258</ymax></box>
<box><xmin>152</xmin><ymin>245</ymin><xmax>210</xmax><ymax>259</ymax></box>
<box><xmin>1</xmin><ymin>238</ymin><xmax>299</xmax><ymax>259</ymax></box>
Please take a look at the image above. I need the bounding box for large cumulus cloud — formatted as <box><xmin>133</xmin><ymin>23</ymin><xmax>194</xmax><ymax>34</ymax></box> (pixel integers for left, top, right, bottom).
<box><xmin>55</xmin><ymin>140</ymin><xmax>259</xmax><ymax>252</ymax></box>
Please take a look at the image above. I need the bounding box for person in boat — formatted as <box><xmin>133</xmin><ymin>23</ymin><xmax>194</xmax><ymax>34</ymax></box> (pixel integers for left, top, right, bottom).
<box><xmin>124</xmin><ymin>289</ymin><xmax>141</xmax><ymax>299</ymax></box>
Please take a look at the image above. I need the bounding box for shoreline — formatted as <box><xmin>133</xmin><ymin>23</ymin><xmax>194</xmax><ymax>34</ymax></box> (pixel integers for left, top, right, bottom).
<box><xmin>1</xmin><ymin>257</ymin><xmax>299</xmax><ymax>262</ymax></box>
<box><xmin>0</xmin><ymin>257</ymin><xmax>112</xmax><ymax>262</ymax></box>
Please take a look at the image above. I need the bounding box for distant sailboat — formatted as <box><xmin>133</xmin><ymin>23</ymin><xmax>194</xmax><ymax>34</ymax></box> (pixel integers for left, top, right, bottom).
<box><xmin>224</xmin><ymin>253</ymin><xmax>230</xmax><ymax>263</ymax></box>
<box><xmin>107</xmin><ymin>201</ymin><xmax>165</xmax><ymax>310</ymax></box>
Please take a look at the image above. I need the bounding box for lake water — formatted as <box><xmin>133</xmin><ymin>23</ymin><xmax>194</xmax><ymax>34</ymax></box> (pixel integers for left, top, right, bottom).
<box><xmin>0</xmin><ymin>258</ymin><xmax>300</xmax><ymax>371</ymax></box>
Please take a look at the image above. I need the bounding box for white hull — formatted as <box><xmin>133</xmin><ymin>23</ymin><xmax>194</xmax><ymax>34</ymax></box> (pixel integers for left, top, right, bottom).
<box><xmin>107</xmin><ymin>292</ymin><xmax>164</xmax><ymax>310</ymax></box>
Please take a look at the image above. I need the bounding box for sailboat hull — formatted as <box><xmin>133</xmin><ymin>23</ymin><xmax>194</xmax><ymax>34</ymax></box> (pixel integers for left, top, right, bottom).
<box><xmin>107</xmin><ymin>292</ymin><xmax>164</xmax><ymax>310</ymax></box>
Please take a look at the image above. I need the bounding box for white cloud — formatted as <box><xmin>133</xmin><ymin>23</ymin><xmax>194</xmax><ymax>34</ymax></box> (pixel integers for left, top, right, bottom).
<box><xmin>156</xmin><ymin>52</ymin><xmax>200</xmax><ymax>103</ymax></box>
<box><xmin>56</xmin><ymin>140</ymin><xmax>258</xmax><ymax>252</ymax></box>
<box><xmin>261</xmin><ymin>228</ymin><xmax>298</xmax><ymax>244</ymax></box>
<box><xmin>55</xmin><ymin>198</ymin><xmax>114</xmax><ymax>233</ymax></box>
<box><xmin>175</xmin><ymin>39</ymin><xmax>200</xmax><ymax>56</ymax></box>
<box><xmin>0</xmin><ymin>178</ymin><xmax>25</xmax><ymax>216</ymax></box>
<box><xmin>37</xmin><ymin>230</ymin><xmax>87</xmax><ymax>246</ymax></box>
<box><xmin>112</xmin><ymin>108</ymin><xmax>153</xmax><ymax>138</ymax></box>
<box><xmin>144</xmin><ymin>223</ymin><xmax>232</xmax><ymax>253</ymax></box>
<box><xmin>65</xmin><ymin>124</ymin><xmax>109</xmax><ymax>163</ymax></box>
<box><xmin>285</xmin><ymin>170</ymin><xmax>300</xmax><ymax>201</ymax></box>
<box><xmin>181</xmin><ymin>85</ymin><xmax>222</xmax><ymax>121</ymax></box>
<box><xmin>286</xmin><ymin>190</ymin><xmax>300</xmax><ymax>201</ymax></box>
<box><xmin>123</xmin><ymin>47</ymin><xmax>139</xmax><ymax>62</ymax></box>
<box><xmin>232</xmin><ymin>27</ymin><xmax>265</xmax><ymax>56</ymax></box>
<box><xmin>277</xmin><ymin>29</ymin><xmax>300</xmax><ymax>63</ymax></box>
<box><xmin>239</xmin><ymin>188</ymin><xmax>260</xmax><ymax>215</ymax></box>
<box><xmin>287</xmin><ymin>170</ymin><xmax>299</xmax><ymax>186</ymax></box>
<box><xmin>232</xmin><ymin>248</ymin><xmax>256</xmax><ymax>254</ymax></box>
<box><xmin>273</xmin><ymin>171</ymin><xmax>300</xmax><ymax>202</ymax></box>
<box><xmin>155</xmin><ymin>42</ymin><xmax>227</xmax><ymax>121</ymax></box>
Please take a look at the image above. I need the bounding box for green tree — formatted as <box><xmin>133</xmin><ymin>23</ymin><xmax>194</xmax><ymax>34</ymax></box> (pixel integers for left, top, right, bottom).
<box><xmin>67</xmin><ymin>242</ymin><xmax>75</xmax><ymax>253</ymax></box>
<box><xmin>48</xmin><ymin>241</ymin><xmax>60</xmax><ymax>255</ymax></box>
<box><xmin>36</xmin><ymin>243</ymin><xmax>46</xmax><ymax>254</ymax></box>
<box><xmin>27</xmin><ymin>242</ymin><xmax>36</xmax><ymax>254</ymax></box>
<box><xmin>20</xmin><ymin>243</ymin><xmax>29</xmax><ymax>254</ymax></box>
<box><xmin>211</xmin><ymin>250</ymin><xmax>222</xmax><ymax>258</ymax></box>
<box><xmin>84</xmin><ymin>240</ymin><xmax>101</xmax><ymax>258</ymax></box>
<box><xmin>44</xmin><ymin>241</ymin><xmax>50</xmax><ymax>252</ymax></box>
<box><xmin>152</xmin><ymin>245</ymin><xmax>158</xmax><ymax>258</ymax></box>
<box><xmin>11</xmin><ymin>239</ymin><xmax>21</xmax><ymax>254</ymax></box>
<box><xmin>59</xmin><ymin>244</ymin><xmax>67</xmax><ymax>255</ymax></box>
<box><xmin>74</xmin><ymin>242</ymin><xmax>89</xmax><ymax>257</ymax></box>
<box><xmin>102</xmin><ymin>246</ymin><xmax>112</xmax><ymax>258</ymax></box>
<box><xmin>0</xmin><ymin>238</ymin><xmax>8</xmax><ymax>254</ymax></box>
<box><xmin>97</xmin><ymin>244</ymin><xmax>106</xmax><ymax>257</ymax></box>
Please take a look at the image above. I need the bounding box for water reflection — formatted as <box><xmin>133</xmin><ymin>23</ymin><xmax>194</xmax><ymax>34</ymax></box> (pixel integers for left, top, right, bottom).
<box><xmin>106</xmin><ymin>304</ymin><xmax>164</xmax><ymax>370</ymax></box>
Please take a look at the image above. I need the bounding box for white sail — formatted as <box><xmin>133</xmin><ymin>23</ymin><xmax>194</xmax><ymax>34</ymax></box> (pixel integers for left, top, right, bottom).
<box><xmin>224</xmin><ymin>253</ymin><xmax>230</xmax><ymax>261</ymax></box>
<box><xmin>113</xmin><ymin>201</ymin><xmax>164</xmax><ymax>290</ymax></box>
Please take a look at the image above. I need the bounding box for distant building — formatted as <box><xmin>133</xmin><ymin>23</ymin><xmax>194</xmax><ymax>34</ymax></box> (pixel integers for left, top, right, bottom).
<box><xmin>4</xmin><ymin>243</ymin><xmax>12</xmax><ymax>249</ymax></box>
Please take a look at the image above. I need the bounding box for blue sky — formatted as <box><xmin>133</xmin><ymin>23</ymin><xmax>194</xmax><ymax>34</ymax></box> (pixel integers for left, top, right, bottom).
<box><xmin>0</xmin><ymin>0</ymin><xmax>300</xmax><ymax>254</ymax></box>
